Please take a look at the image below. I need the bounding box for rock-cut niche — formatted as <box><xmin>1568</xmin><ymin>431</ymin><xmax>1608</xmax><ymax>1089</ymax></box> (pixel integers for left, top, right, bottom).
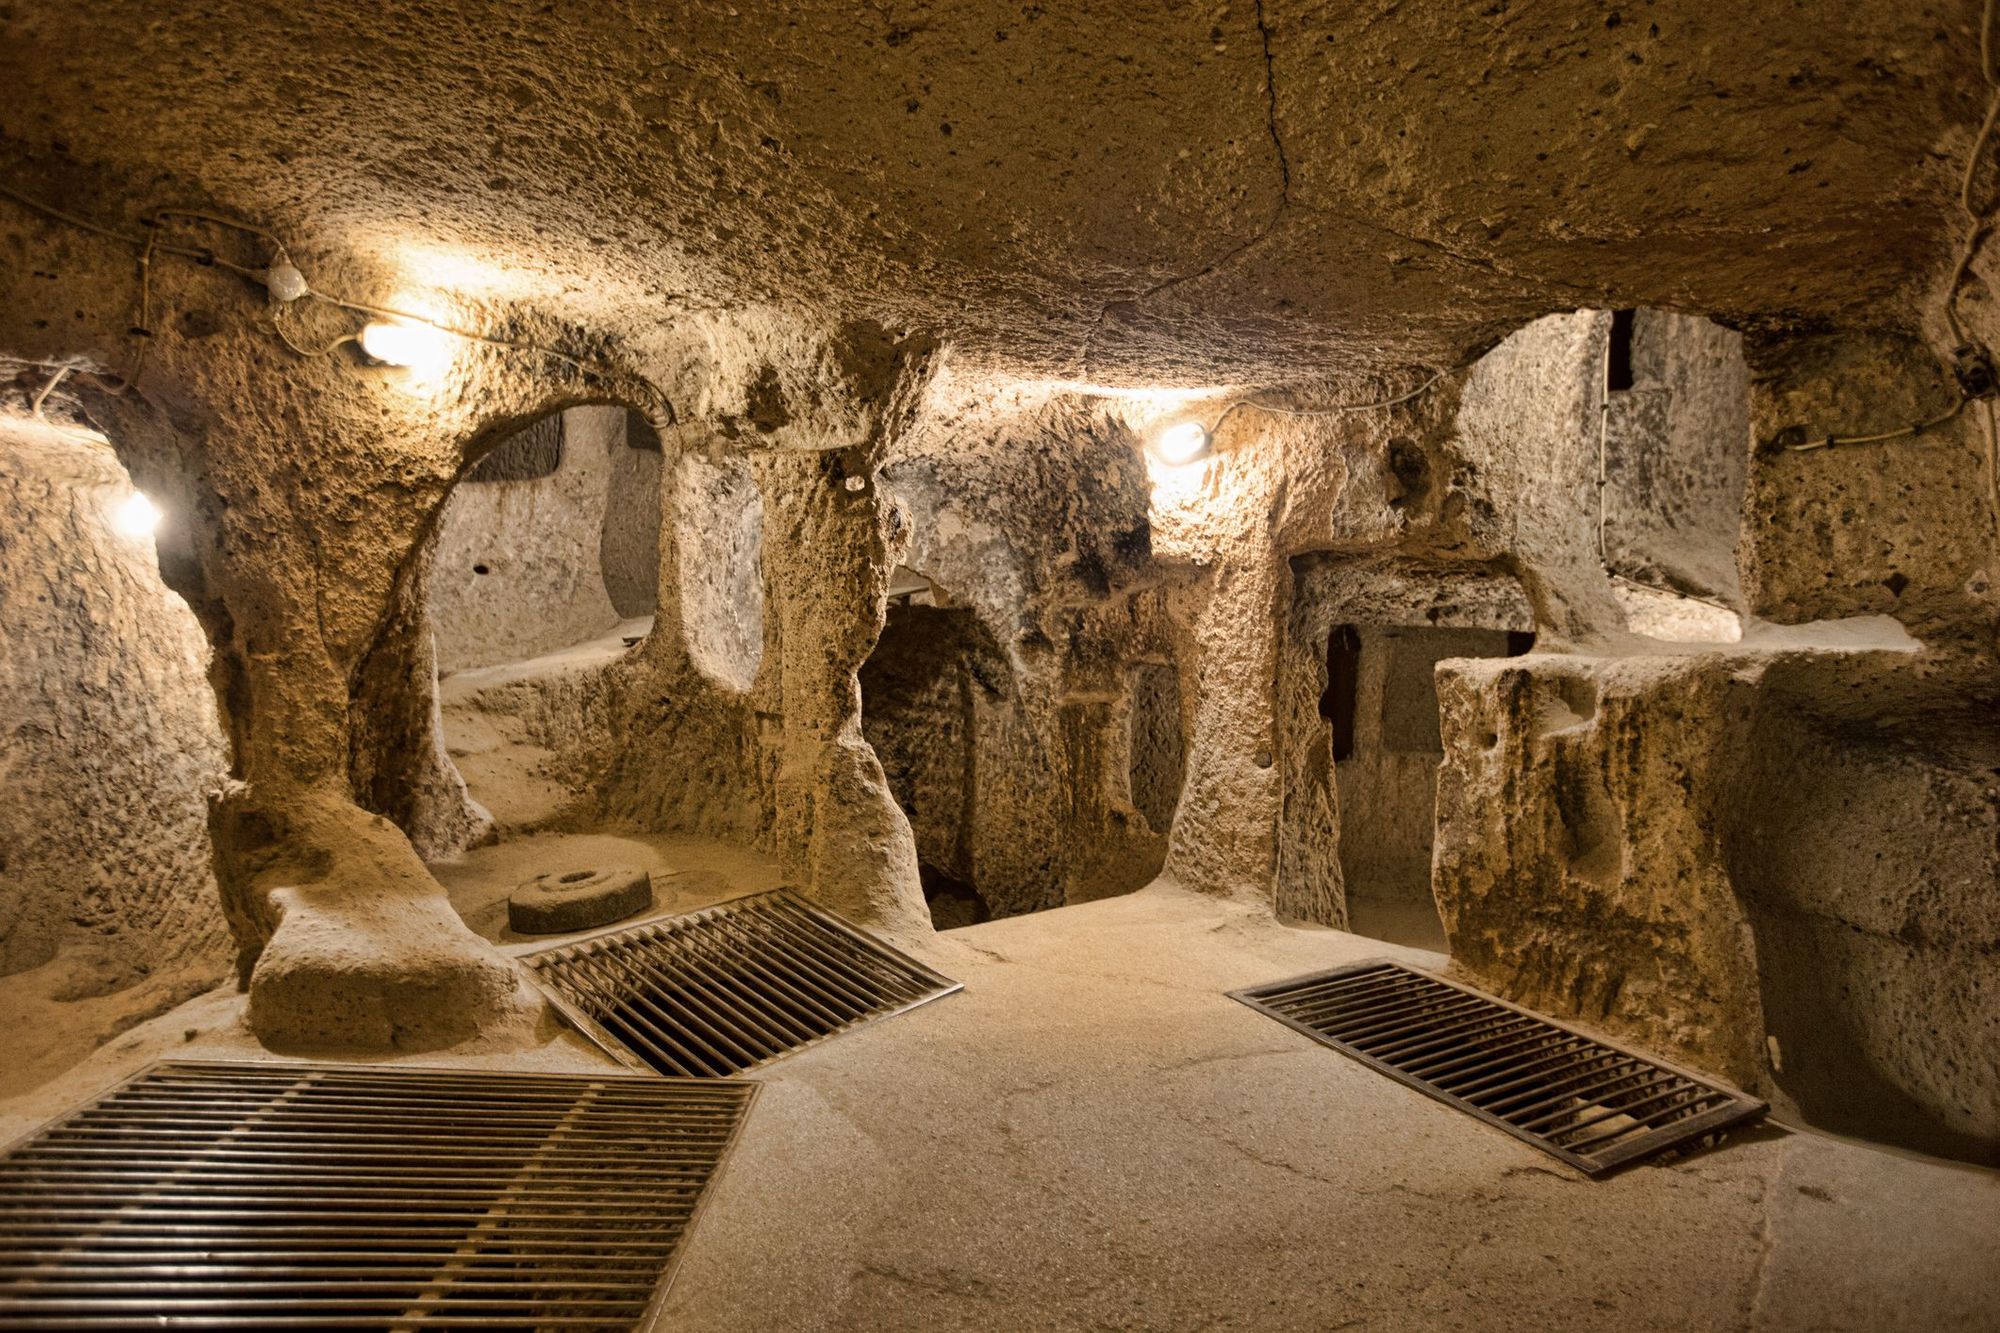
<box><xmin>860</xmin><ymin>571</ymin><xmax>1012</xmax><ymax>929</ymax></box>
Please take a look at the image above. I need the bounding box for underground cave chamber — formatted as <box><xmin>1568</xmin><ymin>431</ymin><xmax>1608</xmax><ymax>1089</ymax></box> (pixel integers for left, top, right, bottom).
<box><xmin>2</xmin><ymin>6</ymin><xmax>1999</xmax><ymax>1326</ymax></box>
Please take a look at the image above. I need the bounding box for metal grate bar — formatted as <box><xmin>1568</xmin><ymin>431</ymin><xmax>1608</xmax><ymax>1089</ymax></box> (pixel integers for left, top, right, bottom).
<box><xmin>0</xmin><ymin>1060</ymin><xmax>755</xmax><ymax>1329</ymax></box>
<box><xmin>524</xmin><ymin>889</ymin><xmax>961</xmax><ymax>1079</ymax></box>
<box><xmin>1229</xmin><ymin>961</ymin><xmax>1767</xmax><ymax>1175</ymax></box>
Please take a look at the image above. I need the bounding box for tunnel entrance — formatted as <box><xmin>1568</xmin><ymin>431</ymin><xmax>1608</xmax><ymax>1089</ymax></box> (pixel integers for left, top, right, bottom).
<box><xmin>1331</xmin><ymin>623</ymin><xmax>1532</xmax><ymax>951</ymax></box>
<box><xmin>430</xmin><ymin>406</ymin><xmax>660</xmax><ymax>675</ymax></box>
<box><xmin>1596</xmin><ymin>308</ymin><xmax>1750</xmax><ymax>643</ymax></box>
<box><xmin>425</xmin><ymin>406</ymin><xmax>663</xmax><ymax>834</ymax></box>
<box><xmin>859</xmin><ymin>575</ymin><xmax>1014</xmax><ymax>930</ymax></box>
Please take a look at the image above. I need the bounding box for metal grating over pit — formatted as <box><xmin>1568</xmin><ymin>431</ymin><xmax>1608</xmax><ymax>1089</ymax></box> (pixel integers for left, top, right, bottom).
<box><xmin>1231</xmin><ymin>961</ymin><xmax>1767</xmax><ymax>1175</ymax></box>
<box><xmin>523</xmin><ymin>889</ymin><xmax>962</xmax><ymax>1078</ymax></box>
<box><xmin>0</xmin><ymin>1060</ymin><xmax>754</xmax><ymax>1330</ymax></box>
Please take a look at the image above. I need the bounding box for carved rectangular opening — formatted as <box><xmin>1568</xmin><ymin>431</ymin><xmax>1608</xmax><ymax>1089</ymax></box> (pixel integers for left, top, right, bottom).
<box><xmin>1335</xmin><ymin>624</ymin><xmax>1532</xmax><ymax>951</ymax></box>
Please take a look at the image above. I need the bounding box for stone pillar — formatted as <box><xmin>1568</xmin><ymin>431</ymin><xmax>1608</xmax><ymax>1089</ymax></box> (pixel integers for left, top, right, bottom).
<box><xmin>77</xmin><ymin>329</ymin><xmax>559</xmax><ymax>1053</ymax></box>
<box><xmin>1159</xmin><ymin>518</ymin><xmax>1286</xmax><ymax>901</ymax></box>
<box><xmin>756</xmin><ymin>449</ymin><xmax>929</xmax><ymax>936</ymax></box>
<box><xmin>348</xmin><ymin>523</ymin><xmax>491</xmax><ymax>862</ymax></box>
<box><xmin>194</xmin><ymin>418</ymin><xmax>535</xmax><ymax>1050</ymax></box>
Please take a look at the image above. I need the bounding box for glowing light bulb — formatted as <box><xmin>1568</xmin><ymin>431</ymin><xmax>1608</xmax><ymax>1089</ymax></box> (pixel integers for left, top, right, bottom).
<box><xmin>358</xmin><ymin>318</ymin><xmax>456</xmax><ymax>377</ymax></box>
<box><xmin>1150</xmin><ymin>420</ymin><xmax>1212</xmax><ymax>466</ymax></box>
<box><xmin>113</xmin><ymin>490</ymin><xmax>161</xmax><ymax>539</ymax></box>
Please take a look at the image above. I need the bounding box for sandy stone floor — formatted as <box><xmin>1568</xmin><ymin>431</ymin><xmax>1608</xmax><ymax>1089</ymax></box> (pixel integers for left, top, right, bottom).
<box><xmin>658</xmin><ymin>886</ymin><xmax>2000</xmax><ymax>1331</ymax></box>
<box><xmin>3</xmin><ymin>881</ymin><xmax>1993</xmax><ymax>1332</ymax></box>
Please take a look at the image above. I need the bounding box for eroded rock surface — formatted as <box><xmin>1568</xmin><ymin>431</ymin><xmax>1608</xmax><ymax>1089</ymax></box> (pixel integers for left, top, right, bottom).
<box><xmin>0</xmin><ymin>1</ymin><xmax>1993</xmax><ymax>1169</ymax></box>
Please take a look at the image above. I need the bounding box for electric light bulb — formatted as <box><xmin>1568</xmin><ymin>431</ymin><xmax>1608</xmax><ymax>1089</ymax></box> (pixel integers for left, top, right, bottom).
<box><xmin>1150</xmin><ymin>420</ymin><xmax>1212</xmax><ymax>466</ymax></box>
<box><xmin>264</xmin><ymin>257</ymin><xmax>308</xmax><ymax>303</ymax></box>
<box><xmin>113</xmin><ymin>490</ymin><xmax>161</xmax><ymax>539</ymax></box>
<box><xmin>358</xmin><ymin>318</ymin><xmax>456</xmax><ymax>378</ymax></box>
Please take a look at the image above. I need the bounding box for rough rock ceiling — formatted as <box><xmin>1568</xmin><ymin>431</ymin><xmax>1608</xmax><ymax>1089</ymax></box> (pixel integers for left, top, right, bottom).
<box><xmin>0</xmin><ymin>1</ymin><xmax>1984</xmax><ymax>386</ymax></box>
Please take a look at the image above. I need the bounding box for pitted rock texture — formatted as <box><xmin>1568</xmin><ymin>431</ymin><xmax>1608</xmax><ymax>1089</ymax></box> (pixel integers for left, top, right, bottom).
<box><xmin>0</xmin><ymin>0</ymin><xmax>1994</xmax><ymax>1157</ymax></box>
<box><xmin>1726</xmin><ymin>683</ymin><xmax>2000</xmax><ymax>1159</ymax></box>
<box><xmin>0</xmin><ymin>2</ymin><xmax>1985</xmax><ymax>385</ymax></box>
<box><xmin>1434</xmin><ymin>647</ymin><xmax>2000</xmax><ymax>1162</ymax></box>
<box><xmin>0</xmin><ymin>421</ymin><xmax>229</xmax><ymax>976</ymax></box>
<box><xmin>675</xmin><ymin>451</ymin><xmax>764</xmax><ymax>692</ymax></box>
<box><xmin>0</xmin><ymin>418</ymin><xmax>231</xmax><ymax>1088</ymax></box>
<box><xmin>1602</xmin><ymin>309</ymin><xmax>1749</xmax><ymax>606</ymax></box>
<box><xmin>1434</xmin><ymin>653</ymin><xmax>1769</xmax><ymax>1090</ymax></box>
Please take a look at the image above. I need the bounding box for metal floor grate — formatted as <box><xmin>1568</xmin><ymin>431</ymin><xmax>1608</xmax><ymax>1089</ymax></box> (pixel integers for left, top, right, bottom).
<box><xmin>1231</xmin><ymin>961</ymin><xmax>1767</xmax><ymax>1175</ymax></box>
<box><xmin>0</xmin><ymin>1060</ymin><xmax>754</xmax><ymax>1330</ymax></box>
<box><xmin>522</xmin><ymin>889</ymin><xmax>961</xmax><ymax>1078</ymax></box>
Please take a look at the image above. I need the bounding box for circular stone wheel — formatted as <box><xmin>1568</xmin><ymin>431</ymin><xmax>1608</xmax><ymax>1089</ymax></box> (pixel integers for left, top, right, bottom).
<box><xmin>508</xmin><ymin>867</ymin><xmax>654</xmax><ymax>935</ymax></box>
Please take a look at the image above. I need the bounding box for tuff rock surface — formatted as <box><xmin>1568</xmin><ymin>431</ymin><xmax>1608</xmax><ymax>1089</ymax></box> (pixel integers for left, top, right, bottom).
<box><xmin>0</xmin><ymin>1</ymin><xmax>1993</xmax><ymax>1164</ymax></box>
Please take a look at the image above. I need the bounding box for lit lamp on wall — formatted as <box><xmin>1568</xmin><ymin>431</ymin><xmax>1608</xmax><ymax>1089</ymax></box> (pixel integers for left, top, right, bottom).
<box><xmin>112</xmin><ymin>490</ymin><xmax>161</xmax><ymax>539</ymax></box>
<box><xmin>358</xmin><ymin>317</ymin><xmax>457</xmax><ymax>380</ymax></box>
<box><xmin>1148</xmin><ymin>418</ymin><xmax>1212</xmax><ymax>466</ymax></box>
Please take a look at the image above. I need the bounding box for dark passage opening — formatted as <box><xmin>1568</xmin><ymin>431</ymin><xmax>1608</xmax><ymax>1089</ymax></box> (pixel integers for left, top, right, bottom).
<box><xmin>1606</xmin><ymin>308</ymin><xmax>1637</xmax><ymax>391</ymax></box>
<box><xmin>860</xmin><ymin>600</ymin><xmax>1007</xmax><ymax>930</ymax></box>
<box><xmin>1127</xmin><ymin>661</ymin><xmax>1186</xmax><ymax>838</ymax></box>
<box><xmin>1322</xmin><ymin>625</ymin><xmax>1362</xmax><ymax>763</ymax></box>
<box><xmin>1333</xmin><ymin>624</ymin><xmax>1533</xmax><ymax>952</ymax></box>
<box><xmin>920</xmin><ymin>864</ymin><xmax>991</xmax><ymax>930</ymax></box>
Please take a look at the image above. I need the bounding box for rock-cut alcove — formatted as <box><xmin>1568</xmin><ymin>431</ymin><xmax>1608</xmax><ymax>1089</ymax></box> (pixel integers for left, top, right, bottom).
<box><xmin>1326</xmin><ymin>622</ymin><xmax>1533</xmax><ymax>949</ymax></box>
<box><xmin>674</xmin><ymin>448</ymin><xmax>764</xmax><ymax>693</ymax></box>
<box><xmin>1599</xmin><ymin>308</ymin><xmax>1751</xmax><ymax>642</ymax></box>
<box><xmin>417</xmin><ymin>405</ymin><xmax>661</xmax><ymax>833</ymax></box>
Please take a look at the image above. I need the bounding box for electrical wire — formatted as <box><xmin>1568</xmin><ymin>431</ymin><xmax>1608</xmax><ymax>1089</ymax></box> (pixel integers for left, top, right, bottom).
<box><xmin>29</xmin><ymin>364</ymin><xmax>68</xmax><ymax>417</ymax></box>
<box><xmin>1985</xmin><ymin>397</ymin><xmax>1998</xmax><ymax>521</ymax></box>
<box><xmin>1795</xmin><ymin>0</ymin><xmax>2000</xmax><ymax>531</ymax></box>
<box><xmin>144</xmin><ymin>207</ymin><xmax>279</xmax><ymax>243</ymax></box>
<box><xmin>114</xmin><ymin>229</ymin><xmax>158</xmax><ymax>395</ymax></box>
<box><xmin>1955</xmin><ymin>0</ymin><xmax>2000</xmax><ymax>528</ymax></box>
<box><xmin>5</xmin><ymin>357</ymin><xmax>120</xmax><ymax>448</ymax></box>
<box><xmin>1783</xmin><ymin>395</ymin><xmax>1970</xmax><ymax>451</ymax></box>
<box><xmin>0</xmin><ymin>180</ymin><xmax>675</xmax><ymax>427</ymax></box>
<box><xmin>119</xmin><ymin>204</ymin><xmax>675</xmax><ymax>421</ymax></box>
<box><xmin>128</xmin><ymin>204</ymin><xmax>609</xmax><ymax>370</ymax></box>
<box><xmin>1947</xmin><ymin>0</ymin><xmax>2000</xmax><ymax>345</ymax></box>
<box><xmin>1208</xmin><ymin>367</ymin><xmax>1448</xmax><ymax>437</ymax></box>
<box><xmin>0</xmin><ymin>181</ymin><xmax>265</xmax><ymax>279</ymax></box>
<box><xmin>270</xmin><ymin>316</ymin><xmax>355</xmax><ymax>360</ymax></box>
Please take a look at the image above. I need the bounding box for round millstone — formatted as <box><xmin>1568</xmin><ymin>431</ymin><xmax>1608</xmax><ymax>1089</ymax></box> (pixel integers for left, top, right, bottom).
<box><xmin>508</xmin><ymin>867</ymin><xmax>653</xmax><ymax>935</ymax></box>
